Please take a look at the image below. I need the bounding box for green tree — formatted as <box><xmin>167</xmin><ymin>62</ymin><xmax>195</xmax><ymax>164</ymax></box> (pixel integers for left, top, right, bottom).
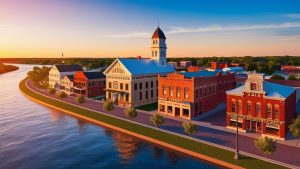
<box><xmin>289</xmin><ymin>116</ymin><xmax>300</xmax><ymax>146</ymax></box>
<box><xmin>288</xmin><ymin>75</ymin><xmax>298</xmax><ymax>81</ymax></box>
<box><xmin>47</xmin><ymin>88</ymin><xmax>56</xmax><ymax>95</ymax></box>
<box><xmin>270</xmin><ymin>74</ymin><xmax>285</xmax><ymax>80</ymax></box>
<box><xmin>254</xmin><ymin>136</ymin><xmax>277</xmax><ymax>160</ymax></box>
<box><xmin>103</xmin><ymin>99</ymin><xmax>114</xmax><ymax>112</ymax></box>
<box><xmin>57</xmin><ymin>91</ymin><xmax>67</xmax><ymax>98</ymax></box>
<box><xmin>124</xmin><ymin>108</ymin><xmax>138</xmax><ymax>119</ymax></box>
<box><xmin>183</xmin><ymin>121</ymin><xmax>198</xmax><ymax>136</ymax></box>
<box><xmin>76</xmin><ymin>94</ymin><xmax>86</xmax><ymax>104</ymax></box>
<box><xmin>150</xmin><ymin>113</ymin><xmax>165</xmax><ymax>128</ymax></box>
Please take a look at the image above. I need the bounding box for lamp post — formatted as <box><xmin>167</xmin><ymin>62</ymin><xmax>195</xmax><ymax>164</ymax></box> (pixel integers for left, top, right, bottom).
<box><xmin>234</xmin><ymin>115</ymin><xmax>240</xmax><ymax>160</ymax></box>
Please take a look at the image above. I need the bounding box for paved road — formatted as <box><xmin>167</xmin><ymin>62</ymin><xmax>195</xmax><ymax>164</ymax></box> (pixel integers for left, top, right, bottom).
<box><xmin>28</xmin><ymin>82</ymin><xmax>300</xmax><ymax>167</ymax></box>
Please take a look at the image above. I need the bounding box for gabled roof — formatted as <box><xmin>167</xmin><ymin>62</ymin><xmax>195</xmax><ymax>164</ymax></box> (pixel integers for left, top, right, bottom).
<box><xmin>152</xmin><ymin>27</ymin><xmax>166</xmax><ymax>39</ymax></box>
<box><xmin>82</xmin><ymin>71</ymin><xmax>105</xmax><ymax>79</ymax></box>
<box><xmin>117</xmin><ymin>58</ymin><xmax>174</xmax><ymax>75</ymax></box>
<box><xmin>226</xmin><ymin>81</ymin><xmax>295</xmax><ymax>99</ymax></box>
<box><xmin>66</xmin><ymin>75</ymin><xmax>74</xmax><ymax>81</ymax></box>
<box><xmin>54</xmin><ymin>64</ymin><xmax>83</xmax><ymax>72</ymax></box>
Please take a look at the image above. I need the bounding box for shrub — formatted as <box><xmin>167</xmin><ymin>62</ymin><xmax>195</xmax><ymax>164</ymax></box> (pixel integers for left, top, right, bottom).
<box><xmin>76</xmin><ymin>94</ymin><xmax>86</xmax><ymax>104</ymax></box>
<box><xmin>125</xmin><ymin>108</ymin><xmax>138</xmax><ymax>119</ymax></box>
<box><xmin>150</xmin><ymin>113</ymin><xmax>165</xmax><ymax>128</ymax></box>
<box><xmin>103</xmin><ymin>99</ymin><xmax>114</xmax><ymax>112</ymax></box>
<box><xmin>47</xmin><ymin>88</ymin><xmax>56</xmax><ymax>95</ymax></box>
<box><xmin>254</xmin><ymin>136</ymin><xmax>277</xmax><ymax>160</ymax></box>
<box><xmin>183</xmin><ymin>121</ymin><xmax>198</xmax><ymax>136</ymax></box>
<box><xmin>57</xmin><ymin>91</ymin><xmax>67</xmax><ymax>98</ymax></box>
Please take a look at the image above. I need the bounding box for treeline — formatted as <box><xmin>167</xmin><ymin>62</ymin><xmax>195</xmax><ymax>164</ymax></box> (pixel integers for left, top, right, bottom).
<box><xmin>0</xmin><ymin>63</ymin><xmax>19</xmax><ymax>74</ymax></box>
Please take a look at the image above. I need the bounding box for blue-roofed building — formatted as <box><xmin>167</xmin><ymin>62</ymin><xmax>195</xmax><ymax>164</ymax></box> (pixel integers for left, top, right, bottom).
<box><xmin>103</xmin><ymin>27</ymin><xmax>175</xmax><ymax>107</ymax></box>
<box><xmin>226</xmin><ymin>73</ymin><xmax>296</xmax><ymax>140</ymax></box>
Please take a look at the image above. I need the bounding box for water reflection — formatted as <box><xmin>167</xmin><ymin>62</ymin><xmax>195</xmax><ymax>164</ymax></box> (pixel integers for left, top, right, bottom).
<box><xmin>49</xmin><ymin>109</ymin><xmax>66</xmax><ymax>124</ymax></box>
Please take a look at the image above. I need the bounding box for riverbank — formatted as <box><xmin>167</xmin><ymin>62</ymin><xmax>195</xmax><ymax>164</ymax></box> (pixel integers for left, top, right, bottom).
<box><xmin>0</xmin><ymin>63</ymin><xmax>19</xmax><ymax>74</ymax></box>
<box><xmin>19</xmin><ymin>78</ymin><xmax>290</xmax><ymax>169</ymax></box>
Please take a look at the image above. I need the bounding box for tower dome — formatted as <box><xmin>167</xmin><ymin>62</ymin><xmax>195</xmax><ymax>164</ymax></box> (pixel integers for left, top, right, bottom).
<box><xmin>152</xmin><ymin>27</ymin><xmax>166</xmax><ymax>39</ymax></box>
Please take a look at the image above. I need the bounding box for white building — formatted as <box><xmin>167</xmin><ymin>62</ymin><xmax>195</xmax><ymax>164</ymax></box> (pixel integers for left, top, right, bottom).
<box><xmin>49</xmin><ymin>64</ymin><xmax>83</xmax><ymax>89</ymax></box>
<box><xmin>103</xmin><ymin>27</ymin><xmax>175</xmax><ymax>107</ymax></box>
<box><xmin>61</xmin><ymin>75</ymin><xmax>74</xmax><ymax>95</ymax></box>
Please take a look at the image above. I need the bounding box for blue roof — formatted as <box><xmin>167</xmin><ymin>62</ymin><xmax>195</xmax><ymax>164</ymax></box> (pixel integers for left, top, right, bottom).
<box><xmin>180</xmin><ymin>70</ymin><xmax>223</xmax><ymax>78</ymax></box>
<box><xmin>118</xmin><ymin>58</ymin><xmax>174</xmax><ymax>75</ymax></box>
<box><xmin>226</xmin><ymin>81</ymin><xmax>295</xmax><ymax>99</ymax></box>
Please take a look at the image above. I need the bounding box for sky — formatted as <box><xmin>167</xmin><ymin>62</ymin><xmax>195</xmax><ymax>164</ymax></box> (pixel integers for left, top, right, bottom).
<box><xmin>0</xmin><ymin>0</ymin><xmax>300</xmax><ymax>58</ymax></box>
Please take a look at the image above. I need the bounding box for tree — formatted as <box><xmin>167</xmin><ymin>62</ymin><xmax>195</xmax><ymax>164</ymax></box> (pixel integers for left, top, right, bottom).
<box><xmin>254</xmin><ymin>136</ymin><xmax>277</xmax><ymax>160</ymax></box>
<box><xmin>270</xmin><ymin>74</ymin><xmax>285</xmax><ymax>80</ymax></box>
<box><xmin>47</xmin><ymin>88</ymin><xmax>56</xmax><ymax>95</ymax></box>
<box><xmin>57</xmin><ymin>91</ymin><xmax>67</xmax><ymax>98</ymax></box>
<box><xmin>103</xmin><ymin>99</ymin><xmax>114</xmax><ymax>112</ymax></box>
<box><xmin>76</xmin><ymin>94</ymin><xmax>86</xmax><ymax>104</ymax></box>
<box><xmin>288</xmin><ymin>75</ymin><xmax>298</xmax><ymax>81</ymax></box>
<box><xmin>124</xmin><ymin>108</ymin><xmax>138</xmax><ymax>119</ymax></box>
<box><xmin>150</xmin><ymin>113</ymin><xmax>165</xmax><ymax>128</ymax></box>
<box><xmin>183</xmin><ymin>121</ymin><xmax>198</xmax><ymax>136</ymax></box>
<box><xmin>289</xmin><ymin>116</ymin><xmax>300</xmax><ymax>146</ymax></box>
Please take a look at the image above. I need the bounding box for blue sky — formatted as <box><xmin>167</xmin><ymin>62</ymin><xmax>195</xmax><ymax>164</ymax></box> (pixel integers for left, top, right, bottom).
<box><xmin>0</xmin><ymin>0</ymin><xmax>300</xmax><ymax>57</ymax></box>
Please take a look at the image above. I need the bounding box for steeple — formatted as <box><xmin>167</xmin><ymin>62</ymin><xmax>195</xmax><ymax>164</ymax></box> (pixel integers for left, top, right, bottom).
<box><xmin>151</xmin><ymin>26</ymin><xmax>167</xmax><ymax>66</ymax></box>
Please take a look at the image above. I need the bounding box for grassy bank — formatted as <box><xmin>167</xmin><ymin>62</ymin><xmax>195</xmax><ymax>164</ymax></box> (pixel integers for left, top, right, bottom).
<box><xmin>19</xmin><ymin>78</ymin><xmax>288</xmax><ymax>169</ymax></box>
<box><xmin>0</xmin><ymin>63</ymin><xmax>19</xmax><ymax>74</ymax></box>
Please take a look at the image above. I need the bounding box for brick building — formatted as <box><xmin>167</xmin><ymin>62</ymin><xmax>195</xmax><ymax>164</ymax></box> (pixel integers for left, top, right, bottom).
<box><xmin>158</xmin><ymin>70</ymin><xmax>235</xmax><ymax>120</ymax></box>
<box><xmin>73</xmin><ymin>71</ymin><xmax>106</xmax><ymax>98</ymax></box>
<box><xmin>226</xmin><ymin>73</ymin><xmax>296</xmax><ymax>140</ymax></box>
<box><xmin>211</xmin><ymin>61</ymin><xmax>245</xmax><ymax>70</ymax></box>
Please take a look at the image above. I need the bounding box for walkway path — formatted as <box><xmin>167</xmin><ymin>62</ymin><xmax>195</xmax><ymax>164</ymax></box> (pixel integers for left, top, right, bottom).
<box><xmin>28</xmin><ymin>81</ymin><xmax>300</xmax><ymax>168</ymax></box>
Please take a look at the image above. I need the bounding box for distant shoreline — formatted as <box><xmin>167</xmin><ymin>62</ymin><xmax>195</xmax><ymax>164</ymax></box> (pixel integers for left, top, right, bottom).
<box><xmin>0</xmin><ymin>63</ymin><xmax>19</xmax><ymax>74</ymax></box>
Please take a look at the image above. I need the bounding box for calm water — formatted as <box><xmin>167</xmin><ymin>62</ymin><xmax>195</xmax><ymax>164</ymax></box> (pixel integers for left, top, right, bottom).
<box><xmin>0</xmin><ymin>65</ymin><xmax>219</xmax><ymax>169</ymax></box>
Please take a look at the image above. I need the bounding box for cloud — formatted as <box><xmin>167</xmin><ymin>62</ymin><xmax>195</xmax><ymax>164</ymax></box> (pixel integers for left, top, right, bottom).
<box><xmin>286</xmin><ymin>14</ymin><xmax>300</xmax><ymax>19</ymax></box>
<box><xmin>167</xmin><ymin>22</ymin><xmax>300</xmax><ymax>34</ymax></box>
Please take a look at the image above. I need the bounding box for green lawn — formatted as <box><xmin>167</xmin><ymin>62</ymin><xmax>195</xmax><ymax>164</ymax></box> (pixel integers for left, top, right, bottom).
<box><xmin>19</xmin><ymin>78</ymin><xmax>289</xmax><ymax>169</ymax></box>
<box><xmin>136</xmin><ymin>102</ymin><xmax>158</xmax><ymax>111</ymax></box>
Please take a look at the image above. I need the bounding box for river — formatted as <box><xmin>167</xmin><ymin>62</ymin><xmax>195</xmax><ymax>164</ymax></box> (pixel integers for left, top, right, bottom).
<box><xmin>0</xmin><ymin>64</ymin><xmax>220</xmax><ymax>169</ymax></box>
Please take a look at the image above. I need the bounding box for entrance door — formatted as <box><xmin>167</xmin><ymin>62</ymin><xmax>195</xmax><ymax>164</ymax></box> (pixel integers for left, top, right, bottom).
<box><xmin>251</xmin><ymin>121</ymin><xmax>257</xmax><ymax>132</ymax></box>
<box><xmin>175</xmin><ymin>107</ymin><xmax>180</xmax><ymax>117</ymax></box>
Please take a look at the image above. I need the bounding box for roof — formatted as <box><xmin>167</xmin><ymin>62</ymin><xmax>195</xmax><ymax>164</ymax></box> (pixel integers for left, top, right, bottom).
<box><xmin>54</xmin><ymin>64</ymin><xmax>83</xmax><ymax>72</ymax></box>
<box><xmin>66</xmin><ymin>75</ymin><xmax>74</xmax><ymax>81</ymax></box>
<box><xmin>118</xmin><ymin>58</ymin><xmax>174</xmax><ymax>75</ymax></box>
<box><xmin>223</xmin><ymin>67</ymin><xmax>245</xmax><ymax>72</ymax></box>
<box><xmin>226</xmin><ymin>81</ymin><xmax>295</xmax><ymax>99</ymax></box>
<box><xmin>179</xmin><ymin>70</ymin><xmax>223</xmax><ymax>78</ymax></box>
<box><xmin>83</xmin><ymin>71</ymin><xmax>105</xmax><ymax>79</ymax></box>
<box><xmin>152</xmin><ymin>27</ymin><xmax>166</xmax><ymax>39</ymax></box>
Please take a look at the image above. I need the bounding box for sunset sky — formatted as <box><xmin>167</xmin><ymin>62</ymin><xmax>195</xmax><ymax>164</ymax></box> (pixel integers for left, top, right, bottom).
<box><xmin>1</xmin><ymin>0</ymin><xmax>300</xmax><ymax>58</ymax></box>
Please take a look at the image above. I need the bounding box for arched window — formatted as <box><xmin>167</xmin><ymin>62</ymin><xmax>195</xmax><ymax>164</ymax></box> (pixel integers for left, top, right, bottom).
<box><xmin>176</xmin><ymin>87</ymin><xmax>180</xmax><ymax>98</ymax></box>
<box><xmin>274</xmin><ymin>104</ymin><xmax>280</xmax><ymax>119</ymax></box>
<box><xmin>169</xmin><ymin>86</ymin><xmax>173</xmax><ymax>97</ymax></box>
<box><xmin>231</xmin><ymin>100</ymin><xmax>236</xmax><ymax>113</ymax></box>
<box><xmin>247</xmin><ymin>101</ymin><xmax>252</xmax><ymax>115</ymax></box>
<box><xmin>237</xmin><ymin>100</ymin><xmax>242</xmax><ymax>114</ymax></box>
<box><xmin>184</xmin><ymin>87</ymin><xmax>189</xmax><ymax>99</ymax></box>
<box><xmin>155</xmin><ymin>51</ymin><xmax>157</xmax><ymax>57</ymax></box>
<box><xmin>266</xmin><ymin>104</ymin><xmax>272</xmax><ymax>119</ymax></box>
<box><xmin>250</xmin><ymin>82</ymin><xmax>257</xmax><ymax>90</ymax></box>
<box><xmin>162</xmin><ymin>85</ymin><xmax>167</xmax><ymax>95</ymax></box>
<box><xmin>255</xmin><ymin>102</ymin><xmax>261</xmax><ymax>117</ymax></box>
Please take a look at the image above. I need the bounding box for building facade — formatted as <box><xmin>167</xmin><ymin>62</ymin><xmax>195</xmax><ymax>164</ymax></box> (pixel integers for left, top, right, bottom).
<box><xmin>103</xmin><ymin>27</ymin><xmax>175</xmax><ymax>107</ymax></box>
<box><xmin>281</xmin><ymin>65</ymin><xmax>300</xmax><ymax>79</ymax></box>
<box><xmin>158</xmin><ymin>71</ymin><xmax>235</xmax><ymax>120</ymax></box>
<box><xmin>49</xmin><ymin>64</ymin><xmax>83</xmax><ymax>89</ymax></box>
<box><xmin>61</xmin><ymin>75</ymin><xmax>74</xmax><ymax>95</ymax></box>
<box><xmin>73</xmin><ymin>71</ymin><xmax>106</xmax><ymax>98</ymax></box>
<box><xmin>226</xmin><ymin>73</ymin><xmax>296</xmax><ymax>140</ymax></box>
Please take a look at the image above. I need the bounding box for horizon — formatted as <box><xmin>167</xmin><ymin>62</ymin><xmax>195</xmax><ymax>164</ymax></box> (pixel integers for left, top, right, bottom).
<box><xmin>1</xmin><ymin>0</ymin><xmax>300</xmax><ymax>58</ymax></box>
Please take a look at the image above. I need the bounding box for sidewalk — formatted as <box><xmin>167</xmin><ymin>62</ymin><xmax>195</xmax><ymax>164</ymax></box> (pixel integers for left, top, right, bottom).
<box><xmin>28</xmin><ymin>81</ymin><xmax>300</xmax><ymax>167</ymax></box>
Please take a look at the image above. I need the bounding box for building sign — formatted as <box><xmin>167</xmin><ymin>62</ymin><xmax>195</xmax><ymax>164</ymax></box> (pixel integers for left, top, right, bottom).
<box><xmin>266</xmin><ymin>121</ymin><xmax>280</xmax><ymax>129</ymax></box>
<box><xmin>158</xmin><ymin>97</ymin><xmax>190</xmax><ymax>105</ymax></box>
<box><xmin>230</xmin><ymin>114</ymin><xmax>243</xmax><ymax>122</ymax></box>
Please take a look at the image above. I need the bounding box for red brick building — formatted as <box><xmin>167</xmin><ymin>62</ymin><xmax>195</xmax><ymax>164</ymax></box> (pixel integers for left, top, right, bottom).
<box><xmin>187</xmin><ymin>66</ymin><xmax>202</xmax><ymax>72</ymax></box>
<box><xmin>226</xmin><ymin>73</ymin><xmax>296</xmax><ymax>140</ymax></box>
<box><xmin>73</xmin><ymin>71</ymin><xmax>106</xmax><ymax>98</ymax></box>
<box><xmin>211</xmin><ymin>61</ymin><xmax>245</xmax><ymax>70</ymax></box>
<box><xmin>158</xmin><ymin>70</ymin><xmax>235</xmax><ymax>119</ymax></box>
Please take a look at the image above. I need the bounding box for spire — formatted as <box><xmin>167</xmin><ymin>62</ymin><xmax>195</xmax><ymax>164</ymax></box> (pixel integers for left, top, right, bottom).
<box><xmin>158</xmin><ymin>19</ymin><xmax>160</xmax><ymax>28</ymax></box>
<box><xmin>61</xmin><ymin>52</ymin><xmax>64</xmax><ymax>64</ymax></box>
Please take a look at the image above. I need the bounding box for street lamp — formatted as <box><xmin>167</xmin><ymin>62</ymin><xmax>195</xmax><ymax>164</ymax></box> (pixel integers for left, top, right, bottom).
<box><xmin>234</xmin><ymin>115</ymin><xmax>240</xmax><ymax>160</ymax></box>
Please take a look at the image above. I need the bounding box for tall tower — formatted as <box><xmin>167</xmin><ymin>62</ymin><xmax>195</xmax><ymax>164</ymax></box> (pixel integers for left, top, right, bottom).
<box><xmin>151</xmin><ymin>27</ymin><xmax>167</xmax><ymax>66</ymax></box>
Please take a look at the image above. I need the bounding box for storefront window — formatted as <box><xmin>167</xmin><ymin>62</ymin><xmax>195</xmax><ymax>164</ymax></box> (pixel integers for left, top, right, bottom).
<box><xmin>274</xmin><ymin>105</ymin><xmax>280</xmax><ymax>119</ymax></box>
<box><xmin>159</xmin><ymin>105</ymin><xmax>165</xmax><ymax>112</ymax></box>
<box><xmin>183</xmin><ymin>109</ymin><xmax>189</xmax><ymax>117</ymax></box>
<box><xmin>266</xmin><ymin>104</ymin><xmax>272</xmax><ymax>119</ymax></box>
<box><xmin>167</xmin><ymin>106</ymin><xmax>173</xmax><ymax>113</ymax></box>
<box><xmin>247</xmin><ymin>101</ymin><xmax>252</xmax><ymax>115</ymax></box>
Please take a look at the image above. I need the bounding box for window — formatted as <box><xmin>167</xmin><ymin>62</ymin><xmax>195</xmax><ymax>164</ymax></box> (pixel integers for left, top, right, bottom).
<box><xmin>139</xmin><ymin>83</ymin><xmax>142</xmax><ymax>90</ymax></box>
<box><xmin>134</xmin><ymin>83</ymin><xmax>137</xmax><ymax>90</ymax></box>
<box><xmin>204</xmin><ymin>88</ymin><xmax>207</xmax><ymax>97</ymax></box>
<box><xmin>231</xmin><ymin>100</ymin><xmax>236</xmax><ymax>113</ymax></box>
<box><xmin>247</xmin><ymin>101</ymin><xmax>252</xmax><ymax>115</ymax></box>
<box><xmin>151</xmin><ymin>81</ymin><xmax>153</xmax><ymax>88</ymax></box>
<box><xmin>183</xmin><ymin>109</ymin><xmax>189</xmax><ymax>117</ymax></box>
<box><xmin>195</xmin><ymin>89</ymin><xmax>198</xmax><ymax>98</ymax></box>
<box><xmin>169</xmin><ymin>86</ymin><xmax>173</xmax><ymax>97</ymax></box>
<box><xmin>145</xmin><ymin>91</ymin><xmax>148</xmax><ymax>99</ymax></box>
<box><xmin>125</xmin><ymin>84</ymin><xmax>129</xmax><ymax>90</ymax></box>
<box><xmin>167</xmin><ymin>106</ymin><xmax>173</xmax><ymax>113</ymax></box>
<box><xmin>151</xmin><ymin>90</ymin><xmax>153</xmax><ymax>98</ymax></box>
<box><xmin>208</xmin><ymin>86</ymin><xmax>212</xmax><ymax>96</ymax></box>
<box><xmin>155</xmin><ymin>51</ymin><xmax>157</xmax><ymax>56</ymax></box>
<box><xmin>109</xmin><ymin>82</ymin><xmax>112</xmax><ymax>88</ymax></box>
<box><xmin>266</xmin><ymin>104</ymin><xmax>272</xmax><ymax>119</ymax></box>
<box><xmin>163</xmin><ymin>85</ymin><xmax>167</xmax><ymax>95</ymax></box>
<box><xmin>139</xmin><ymin>92</ymin><xmax>142</xmax><ymax>100</ymax></box>
<box><xmin>120</xmin><ymin>83</ymin><xmax>123</xmax><ymax>90</ymax></box>
<box><xmin>184</xmin><ymin>88</ymin><xmax>189</xmax><ymax>99</ymax></box>
<box><xmin>146</xmin><ymin>82</ymin><xmax>148</xmax><ymax>89</ymax></box>
<box><xmin>250</xmin><ymin>82</ymin><xmax>257</xmax><ymax>91</ymax></box>
<box><xmin>199</xmin><ymin>88</ymin><xmax>202</xmax><ymax>97</ymax></box>
<box><xmin>237</xmin><ymin>100</ymin><xmax>242</xmax><ymax>114</ymax></box>
<box><xmin>274</xmin><ymin>104</ymin><xmax>280</xmax><ymax>119</ymax></box>
<box><xmin>125</xmin><ymin>94</ymin><xmax>129</xmax><ymax>101</ymax></box>
<box><xmin>113</xmin><ymin>81</ymin><xmax>118</xmax><ymax>89</ymax></box>
<box><xmin>256</xmin><ymin>102</ymin><xmax>261</xmax><ymax>117</ymax></box>
<box><xmin>176</xmin><ymin>87</ymin><xmax>180</xmax><ymax>98</ymax></box>
<box><xmin>160</xmin><ymin>104</ymin><xmax>165</xmax><ymax>112</ymax></box>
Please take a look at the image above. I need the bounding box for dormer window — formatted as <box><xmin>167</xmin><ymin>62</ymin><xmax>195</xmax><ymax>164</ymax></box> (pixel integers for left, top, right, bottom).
<box><xmin>250</xmin><ymin>82</ymin><xmax>257</xmax><ymax>91</ymax></box>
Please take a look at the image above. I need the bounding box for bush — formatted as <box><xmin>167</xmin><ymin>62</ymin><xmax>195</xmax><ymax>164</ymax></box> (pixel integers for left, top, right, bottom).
<box><xmin>103</xmin><ymin>99</ymin><xmax>114</xmax><ymax>112</ymax></box>
<box><xmin>57</xmin><ymin>91</ymin><xmax>67</xmax><ymax>98</ymax></box>
<box><xmin>47</xmin><ymin>88</ymin><xmax>56</xmax><ymax>95</ymax></box>
<box><xmin>150</xmin><ymin>113</ymin><xmax>165</xmax><ymax>128</ymax></box>
<box><xmin>288</xmin><ymin>75</ymin><xmax>298</xmax><ymax>80</ymax></box>
<box><xmin>125</xmin><ymin>108</ymin><xmax>138</xmax><ymax>119</ymax></box>
<box><xmin>254</xmin><ymin>136</ymin><xmax>277</xmax><ymax>160</ymax></box>
<box><xmin>183</xmin><ymin>121</ymin><xmax>198</xmax><ymax>136</ymax></box>
<box><xmin>76</xmin><ymin>94</ymin><xmax>85</xmax><ymax>104</ymax></box>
